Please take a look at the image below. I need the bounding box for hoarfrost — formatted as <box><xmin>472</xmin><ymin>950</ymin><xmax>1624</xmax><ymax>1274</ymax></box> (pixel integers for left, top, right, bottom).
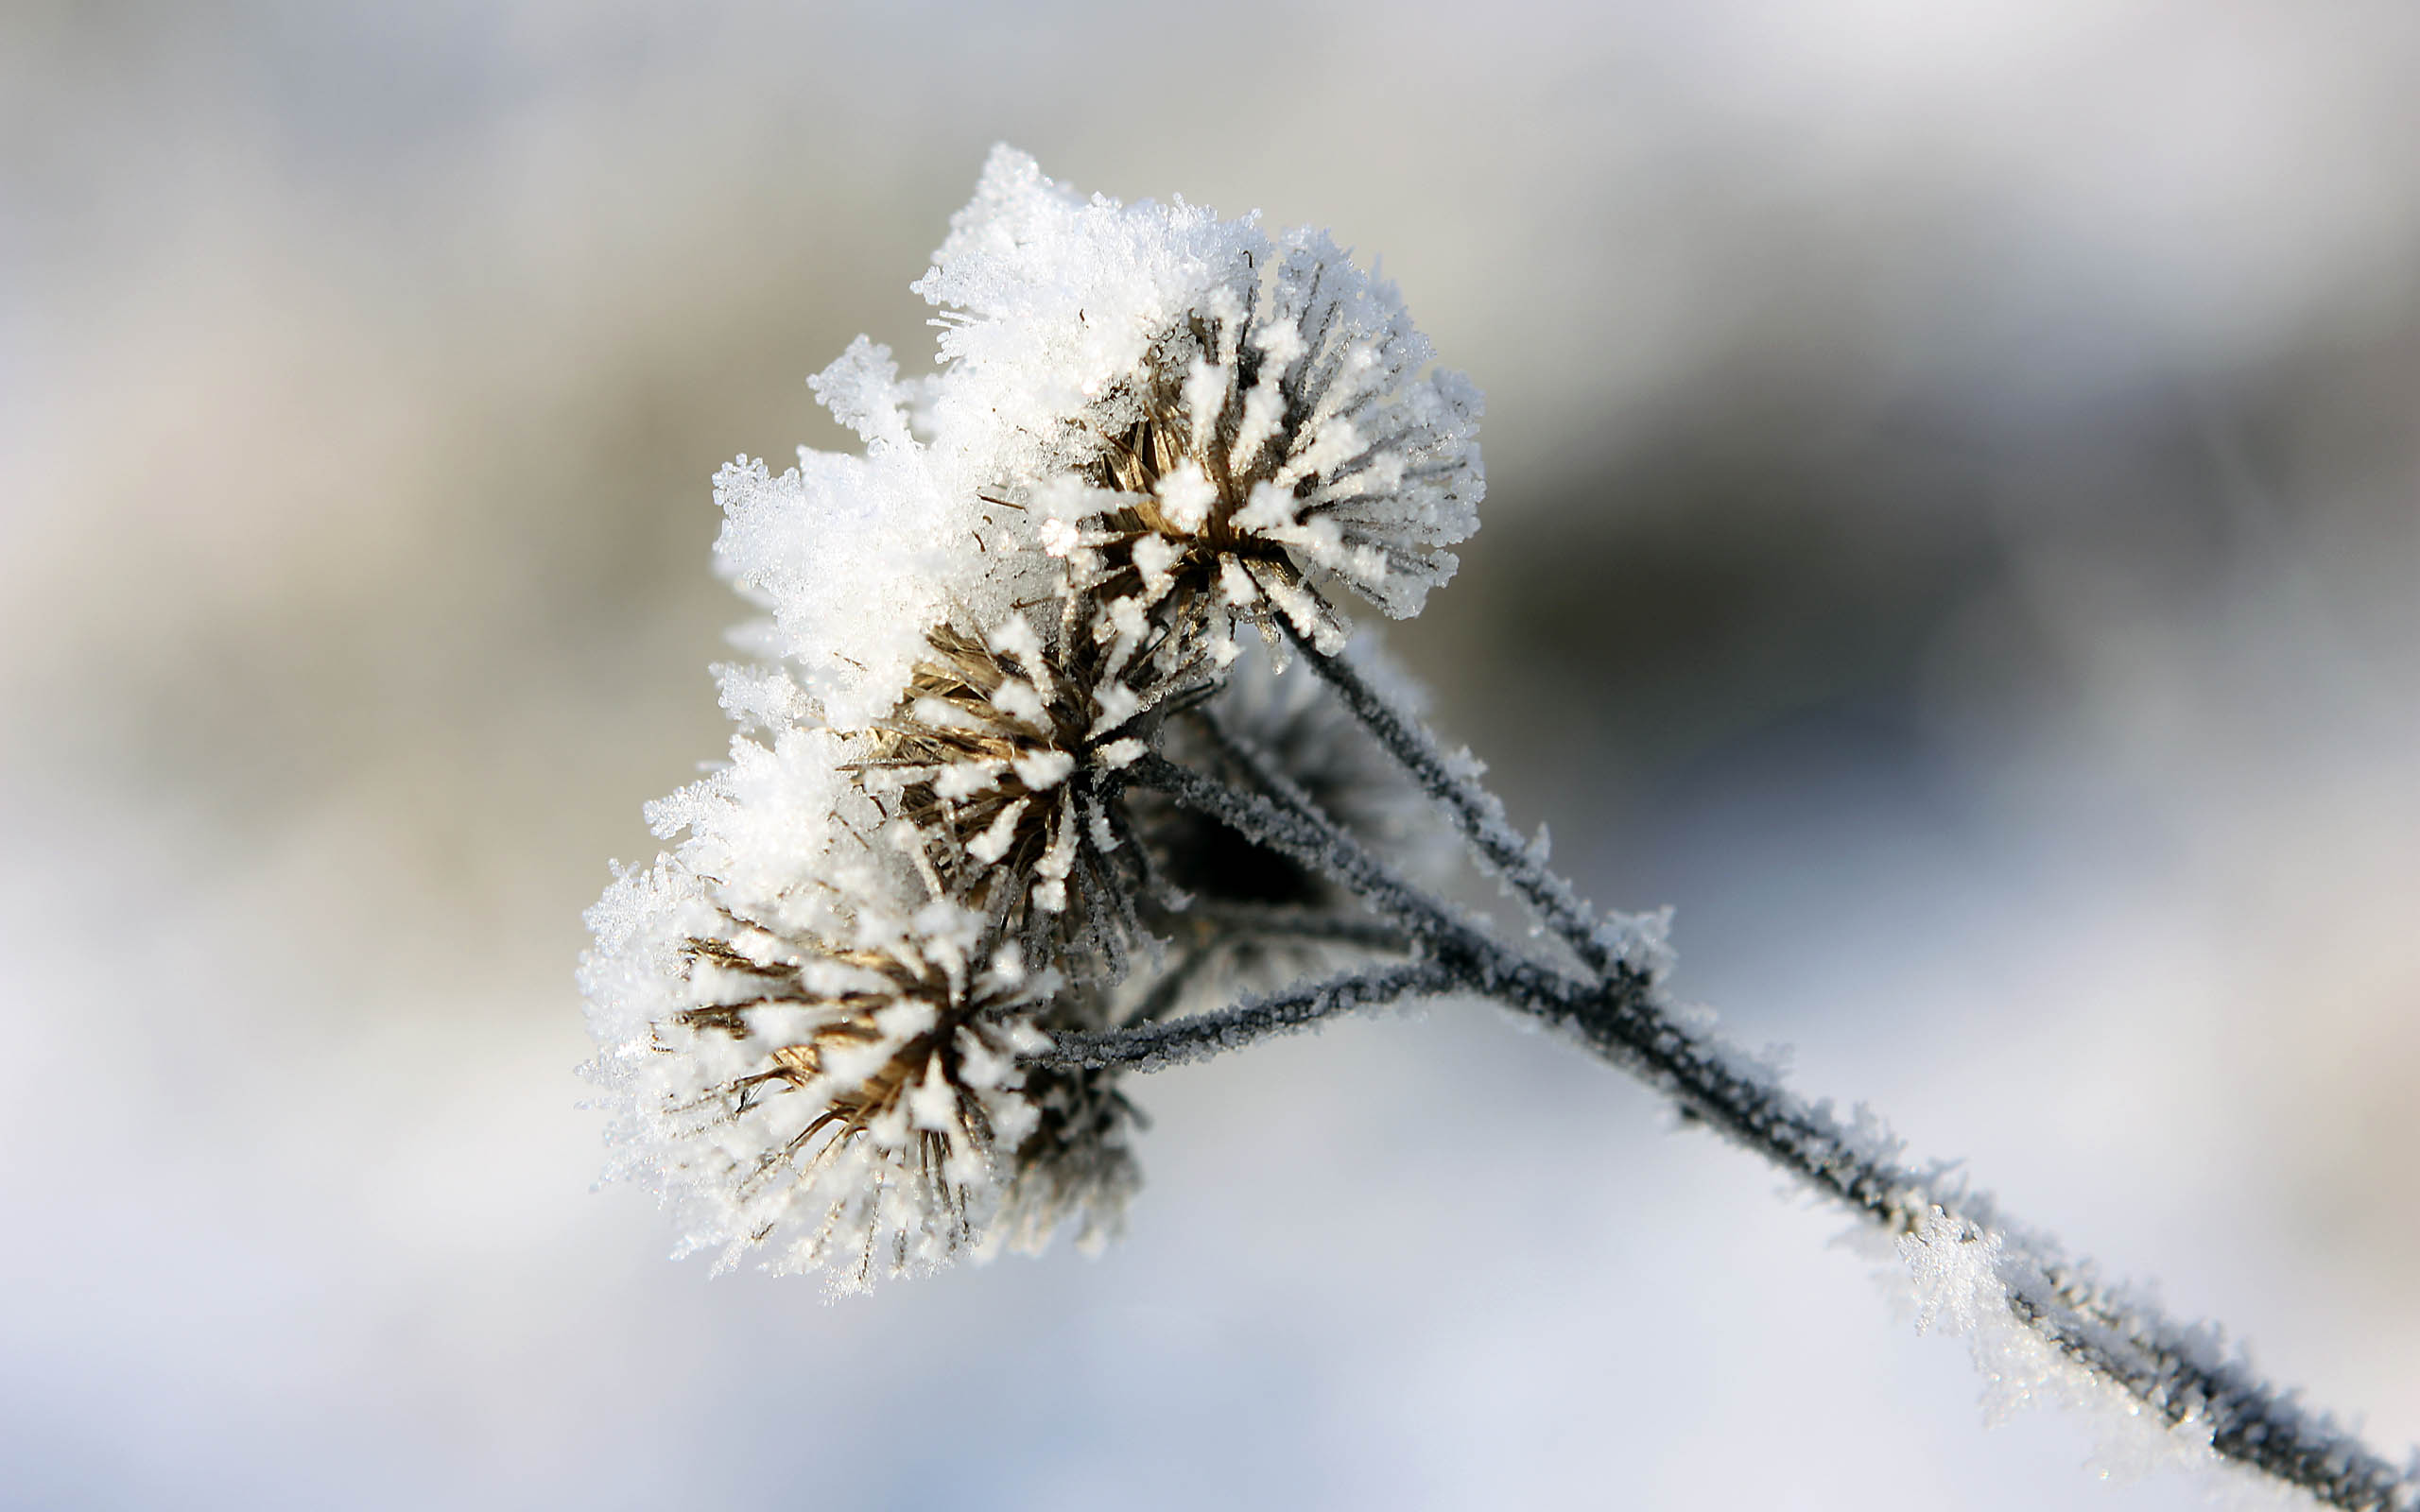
<box><xmin>1897</xmin><ymin>1208</ymin><xmax>2393</xmax><ymax>1510</ymax></box>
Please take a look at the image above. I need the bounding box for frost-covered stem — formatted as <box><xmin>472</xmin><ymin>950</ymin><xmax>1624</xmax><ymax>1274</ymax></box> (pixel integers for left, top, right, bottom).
<box><xmin>1123</xmin><ymin>752</ymin><xmax>1496</xmax><ymax>962</ymax></box>
<box><xmin>1034</xmin><ymin>960</ymin><xmax>1458</xmax><ymax>1072</ymax></box>
<box><xmin>1991</xmin><ymin>1257</ymin><xmax>2420</xmax><ymax>1511</ymax></box>
<box><xmin>1125</xmin><ymin>751</ymin><xmax>1589</xmax><ymax>1017</ymax></box>
<box><xmin>1605</xmin><ymin>971</ymin><xmax>2419</xmax><ymax>1508</ymax></box>
<box><xmin>1171</xmin><ymin>902</ymin><xmax>1411</xmax><ymax>954</ymax></box>
<box><xmin>1291</xmin><ymin>632</ymin><xmax>1616</xmax><ymax>977</ymax></box>
<box><xmin>1124</xmin><ymin>710</ymin><xmax>2417</xmax><ymax>1512</ymax></box>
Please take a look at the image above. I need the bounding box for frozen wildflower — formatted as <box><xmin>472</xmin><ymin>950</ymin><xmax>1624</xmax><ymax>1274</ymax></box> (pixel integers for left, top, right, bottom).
<box><xmin>578</xmin><ymin>147</ymin><xmax>2420</xmax><ymax>1512</ymax></box>
<box><xmin>1034</xmin><ymin>228</ymin><xmax>1483</xmax><ymax>656</ymax></box>
<box><xmin>853</xmin><ymin>610</ymin><xmax>1165</xmax><ymax>980</ymax></box>
<box><xmin>917</xmin><ymin>147</ymin><xmax>1483</xmax><ymax>656</ymax></box>
<box><xmin>584</xmin><ymin>852</ymin><xmax>1058</xmax><ymax>1291</ymax></box>
<box><xmin>585</xmin><ymin>610</ymin><xmax>1143</xmax><ymax>1286</ymax></box>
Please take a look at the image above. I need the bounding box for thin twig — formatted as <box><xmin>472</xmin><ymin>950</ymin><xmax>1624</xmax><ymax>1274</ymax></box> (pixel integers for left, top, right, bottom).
<box><xmin>1174</xmin><ymin>901</ymin><xmax>1410</xmax><ymax>954</ymax></box>
<box><xmin>1290</xmin><ymin>630</ymin><xmax>1620</xmax><ymax>977</ymax></box>
<box><xmin>1034</xmin><ymin>959</ymin><xmax>1459</xmax><ymax>1072</ymax></box>
<box><xmin>1123</xmin><ymin>752</ymin><xmax>1480</xmax><ymax>957</ymax></box>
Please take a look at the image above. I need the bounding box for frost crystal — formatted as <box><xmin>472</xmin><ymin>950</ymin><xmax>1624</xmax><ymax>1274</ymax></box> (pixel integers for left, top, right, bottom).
<box><xmin>712</xmin><ymin>339</ymin><xmax>966</xmax><ymax>730</ymax></box>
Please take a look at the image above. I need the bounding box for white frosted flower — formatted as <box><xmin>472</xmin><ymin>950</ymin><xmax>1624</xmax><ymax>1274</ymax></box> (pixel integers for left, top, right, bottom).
<box><xmin>922</xmin><ymin>147</ymin><xmax>1484</xmax><ymax>655</ymax></box>
<box><xmin>1043</xmin><ymin>231</ymin><xmax>1483</xmax><ymax>654</ymax></box>
<box><xmin>585</xmin><ymin>698</ymin><xmax>1144</xmax><ymax>1285</ymax></box>
<box><xmin>586</xmin><ymin>147</ymin><xmax>1481</xmax><ymax>1290</ymax></box>
<box><xmin>855</xmin><ymin>610</ymin><xmax>1164</xmax><ymax>979</ymax></box>
<box><xmin>583</xmin><ymin>856</ymin><xmax>1058</xmax><ymax>1292</ymax></box>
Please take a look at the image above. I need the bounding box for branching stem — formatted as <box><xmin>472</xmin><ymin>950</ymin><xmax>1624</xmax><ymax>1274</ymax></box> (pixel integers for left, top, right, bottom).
<box><xmin>1290</xmin><ymin>631</ymin><xmax>1619</xmax><ymax>977</ymax></box>
<box><xmin>1094</xmin><ymin>652</ymin><xmax>2419</xmax><ymax>1512</ymax></box>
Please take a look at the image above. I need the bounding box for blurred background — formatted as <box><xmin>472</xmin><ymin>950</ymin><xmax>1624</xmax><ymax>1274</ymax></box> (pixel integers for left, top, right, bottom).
<box><xmin>2</xmin><ymin>2</ymin><xmax>2412</xmax><ymax>1507</ymax></box>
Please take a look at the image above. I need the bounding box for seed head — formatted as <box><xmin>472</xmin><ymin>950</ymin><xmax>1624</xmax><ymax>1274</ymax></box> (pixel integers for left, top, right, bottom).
<box><xmin>587</xmin><ymin>858</ymin><xmax>1059</xmax><ymax>1292</ymax></box>
<box><xmin>855</xmin><ymin>612</ymin><xmax>1164</xmax><ymax>979</ymax></box>
<box><xmin>1032</xmin><ymin>230</ymin><xmax>1483</xmax><ymax>654</ymax></box>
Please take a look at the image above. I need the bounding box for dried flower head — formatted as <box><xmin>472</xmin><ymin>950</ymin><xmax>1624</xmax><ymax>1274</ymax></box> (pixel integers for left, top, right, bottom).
<box><xmin>587</xmin><ymin>854</ymin><xmax>1058</xmax><ymax>1291</ymax></box>
<box><xmin>854</xmin><ymin>611</ymin><xmax>1165</xmax><ymax>977</ymax></box>
<box><xmin>1031</xmin><ymin>227</ymin><xmax>1484</xmax><ymax>654</ymax></box>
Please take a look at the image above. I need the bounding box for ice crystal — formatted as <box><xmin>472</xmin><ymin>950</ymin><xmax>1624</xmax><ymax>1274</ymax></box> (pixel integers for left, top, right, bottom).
<box><xmin>712</xmin><ymin>342</ymin><xmax>971</xmax><ymax>730</ymax></box>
